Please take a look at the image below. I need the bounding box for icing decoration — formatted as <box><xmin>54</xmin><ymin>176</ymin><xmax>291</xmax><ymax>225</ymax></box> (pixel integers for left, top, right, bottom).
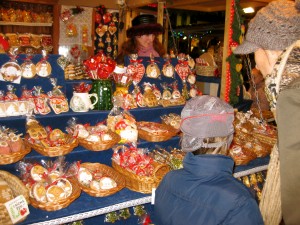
<box><xmin>127</xmin><ymin>54</ymin><xmax>145</xmax><ymax>86</ymax></box>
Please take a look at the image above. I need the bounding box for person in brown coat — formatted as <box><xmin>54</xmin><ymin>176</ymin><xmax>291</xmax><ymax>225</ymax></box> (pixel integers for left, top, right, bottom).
<box><xmin>234</xmin><ymin>0</ymin><xmax>300</xmax><ymax>224</ymax></box>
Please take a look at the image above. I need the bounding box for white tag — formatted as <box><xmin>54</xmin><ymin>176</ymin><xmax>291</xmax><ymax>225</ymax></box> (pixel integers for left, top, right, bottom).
<box><xmin>4</xmin><ymin>195</ymin><xmax>30</xmax><ymax>224</ymax></box>
<box><xmin>151</xmin><ymin>188</ymin><xmax>156</xmax><ymax>205</ymax></box>
<box><xmin>121</xmin><ymin>75</ymin><xmax>128</xmax><ymax>84</ymax></box>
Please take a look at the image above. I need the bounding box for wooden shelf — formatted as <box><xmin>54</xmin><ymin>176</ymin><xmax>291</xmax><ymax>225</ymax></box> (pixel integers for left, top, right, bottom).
<box><xmin>0</xmin><ymin>21</ymin><xmax>53</xmax><ymax>26</ymax></box>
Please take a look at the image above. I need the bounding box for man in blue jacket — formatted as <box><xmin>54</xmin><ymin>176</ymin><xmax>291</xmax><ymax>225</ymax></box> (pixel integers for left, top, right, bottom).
<box><xmin>154</xmin><ymin>95</ymin><xmax>264</xmax><ymax>225</ymax></box>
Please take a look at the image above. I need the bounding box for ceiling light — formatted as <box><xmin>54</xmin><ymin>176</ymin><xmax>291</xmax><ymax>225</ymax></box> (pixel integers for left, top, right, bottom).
<box><xmin>243</xmin><ymin>7</ymin><xmax>255</xmax><ymax>14</ymax></box>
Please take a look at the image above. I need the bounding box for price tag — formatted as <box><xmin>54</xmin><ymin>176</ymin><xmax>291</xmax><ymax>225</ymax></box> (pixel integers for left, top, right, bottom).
<box><xmin>4</xmin><ymin>195</ymin><xmax>29</xmax><ymax>224</ymax></box>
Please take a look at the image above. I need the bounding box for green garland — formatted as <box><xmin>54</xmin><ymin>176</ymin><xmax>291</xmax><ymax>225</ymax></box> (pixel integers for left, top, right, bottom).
<box><xmin>227</xmin><ymin>0</ymin><xmax>245</xmax><ymax>105</ymax></box>
<box><xmin>227</xmin><ymin>54</ymin><xmax>243</xmax><ymax>104</ymax></box>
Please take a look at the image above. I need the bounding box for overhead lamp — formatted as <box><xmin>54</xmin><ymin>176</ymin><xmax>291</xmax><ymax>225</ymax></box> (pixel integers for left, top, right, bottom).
<box><xmin>243</xmin><ymin>7</ymin><xmax>255</xmax><ymax>14</ymax></box>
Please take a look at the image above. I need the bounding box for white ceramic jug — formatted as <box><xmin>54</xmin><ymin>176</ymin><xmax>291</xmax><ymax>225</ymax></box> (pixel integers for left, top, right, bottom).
<box><xmin>70</xmin><ymin>92</ymin><xmax>98</xmax><ymax>112</ymax></box>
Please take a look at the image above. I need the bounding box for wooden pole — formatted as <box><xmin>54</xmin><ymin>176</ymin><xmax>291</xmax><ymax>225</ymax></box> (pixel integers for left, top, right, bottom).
<box><xmin>157</xmin><ymin>1</ymin><xmax>164</xmax><ymax>44</ymax></box>
<box><xmin>220</xmin><ymin>0</ymin><xmax>231</xmax><ymax>101</ymax></box>
<box><xmin>164</xmin><ymin>13</ymin><xmax>169</xmax><ymax>53</ymax></box>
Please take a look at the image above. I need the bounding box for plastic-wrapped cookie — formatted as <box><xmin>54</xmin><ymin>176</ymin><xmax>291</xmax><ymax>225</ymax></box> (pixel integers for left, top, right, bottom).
<box><xmin>162</xmin><ymin>64</ymin><xmax>175</xmax><ymax>78</ymax></box>
<box><xmin>78</xmin><ymin>167</ymin><xmax>93</xmax><ymax>186</ymax></box>
<box><xmin>76</xmin><ymin>125</ymin><xmax>89</xmax><ymax>139</ymax></box>
<box><xmin>46</xmin><ymin>185</ymin><xmax>66</xmax><ymax>202</ymax></box>
<box><xmin>86</xmin><ymin>134</ymin><xmax>100</xmax><ymax>142</ymax></box>
<box><xmin>187</xmin><ymin>74</ymin><xmax>196</xmax><ymax>84</ymax></box>
<box><xmin>48</xmin><ymin>171</ymin><xmax>61</xmax><ymax>182</ymax></box>
<box><xmin>146</xmin><ymin>64</ymin><xmax>160</xmax><ymax>79</ymax></box>
<box><xmin>36</xmin><ymin>60</ymin><xmax>52</xmax><ymax>77</ymax></box>
<box><xmin>56</xmin><ymin>178</ymin><xmax>72</xmax><ymax>197</ymax></box>
<box><xmin>0</xmin><ymin>61</ymin><xmax>22</xmax><ymax>82</ymax></box>
<box><xmin>30</xmin><ymin>165</ymin><xmax>48</xmax><ymax>182</ymax></box>
<box><xmin>99</xmin><ymin>177</ymin><xmax>117</xmax><ymax>190</ymax></box>
<box><xmin>101</xmin><ymin>133</ymin><xmax>112</xmax><ymax>141</ymax></box>
<box><xmin>32</xmin><ymin>182</ymin><xmax>47</xmax><ymax>203</ymax></box>
<box><xmin>90</xmin><ymin>180</ymin><xmax>101</xmax><ymax>191</ymax></box>
<box><xmin>21</xmin><ymin>60</ymin><xmax>36</xmax><ymax>79</ymax></box>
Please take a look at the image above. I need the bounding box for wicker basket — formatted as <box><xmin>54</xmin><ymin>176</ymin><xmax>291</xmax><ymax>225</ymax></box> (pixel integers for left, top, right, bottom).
<box><xmin>112</xmin><ymin>160</ymin><xmax>170</xmax><ymax>194</ymax></box>
<box><xmin>78</xmin><ymin>163</ymin><xmax>125</xmax><ymax>197</ymax></box>
<box><xmin>195</xmin><ymin>64</ymin><xmax>216</xmax><ymax>76</ymax></box>
<box><xmin>0</xmin><ymin>170</ymin><xmax>30</xmax><ymax>225</ymax></box>
<box><xmin>253</xmin><ymin>133</ymin><xmax>277</xmax><ymax>146</ymax></box>
<box><xmin>24</xmin><ymin>135</ymin><xmax>78</xmax><ymax>157</ymax></box>
<box><xmin>29</xmin><ymin>177</ymin><xmax>81</xmax><ymax>211</ymax></box>
<box><xmin>78</xmin><ymin>131</ymin><xmax>120</xmax><ymax>151</ymax></box>
<box><xmin>0</xmin><ymin>144</ymin><xmax>31</xmax><ymax>165</ymax></box>
<box><xmin>137</xmin><ymin>122</ymin><xmax>178</xmax><ymax>142</ymax></box>
<box><xmin>229</xmin><ymin>147</ymin><xmax>257</xmax><ymax>166</ymax></box>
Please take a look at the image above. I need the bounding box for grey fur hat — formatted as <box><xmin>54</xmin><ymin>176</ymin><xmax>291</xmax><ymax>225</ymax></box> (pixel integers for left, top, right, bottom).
<box><xmin>234</xmin><ymin>0</ymin><xmax>300</xmax><ymax>54</ymax></box>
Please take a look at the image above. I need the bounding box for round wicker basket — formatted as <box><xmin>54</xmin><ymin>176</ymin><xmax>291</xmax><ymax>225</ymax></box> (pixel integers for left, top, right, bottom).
<box><xmin>0</xmin><ymin>170</ymin><xmax>30</xmax><ymax>225</ymax></box>
<box><xmin>24</xmin><ymin>135</ymin><xmax>78</xmax><ymax>157</ymax></box>
<box><xmin>29</xmin><ymin>177</ymin><xmax>81</xmax><ymax>211</ymax></box>
<box><xmin>78</xmin><ymin>163</ymin><xmax>125</xmax><ymax>197</ymax></box>
<box><xmin>0</xmin><ymin>144</ymin><xmax>31</xmax><ymax>165</ymax></box>
<box><xmin>137</xmin><ymin>121</ymin><xmax>178</xmax><ymax>142</ymax></box>
<box><xmin>112</xmin><ymin>160</ymin><xmax>170</xmax><ymax>194</ymax></box>
<box><xmin>78</xmin><ymin>131</ymin><xmax>120</xmax><ymax>151</ymax></box>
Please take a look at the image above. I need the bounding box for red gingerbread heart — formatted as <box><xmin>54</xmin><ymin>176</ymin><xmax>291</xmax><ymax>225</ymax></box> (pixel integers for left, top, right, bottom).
<box><xmin>103</xmin><ymin>13</ymin><xmax>111</xmax><ymax>24</ymax></box>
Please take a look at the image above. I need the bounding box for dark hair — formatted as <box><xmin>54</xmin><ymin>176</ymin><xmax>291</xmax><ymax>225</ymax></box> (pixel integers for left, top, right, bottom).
<box><xmin>116</xmin><ymin>36</ymin><xmax>166</xmax><ymax>65</ymax></box>
<box><xmin>126</xmin><ymin>14</ymin><xmax>164</xmax><ymax>38</ymax></box>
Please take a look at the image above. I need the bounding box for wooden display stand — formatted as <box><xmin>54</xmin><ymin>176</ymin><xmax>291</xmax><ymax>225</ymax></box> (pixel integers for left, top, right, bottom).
<box><xmin>0</xmin><ymin>0</ymin><xmax>60</xmax><ymax>54</ymax></box>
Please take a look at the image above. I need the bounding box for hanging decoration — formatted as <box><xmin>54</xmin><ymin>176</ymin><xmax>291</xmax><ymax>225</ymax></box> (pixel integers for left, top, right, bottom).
<box><xmin>225</xmin><ymin>0</ymin><xmax>245</xmax><ymax>104</ymax></box>
<box><xmin>60</xmin><ymin>6</ymin><xmax>84</xmax><ymax>23</ymax></box>
<box><xmin>60</xmin><ymin>6</ymin><xmax>84</xmax><ymax>38</ymax></box>
<box><xmin>94</xmin><ymin>5</ymin><xmax>119</xmax><ymax>59</ymax></box>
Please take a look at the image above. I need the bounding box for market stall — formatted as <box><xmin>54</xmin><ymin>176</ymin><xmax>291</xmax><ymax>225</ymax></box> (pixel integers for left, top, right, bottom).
<box><xmin>0</xmin><ymin>0</ymin><xmax>277</xmax><ymax>224</ymax></box>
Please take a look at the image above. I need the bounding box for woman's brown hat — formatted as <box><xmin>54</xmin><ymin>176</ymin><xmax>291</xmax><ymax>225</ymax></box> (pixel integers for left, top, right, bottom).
<box><xmin>126</xmin><ymin>14</ymin><xmax>164</xmax><ymax>38</ymax></box>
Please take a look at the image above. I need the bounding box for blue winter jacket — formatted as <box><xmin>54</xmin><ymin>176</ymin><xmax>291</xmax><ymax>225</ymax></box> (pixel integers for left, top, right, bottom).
<box><xmin>154</xmin><ymin>153</ymin><xmax>264</xmax><ymax>225</ymax></box>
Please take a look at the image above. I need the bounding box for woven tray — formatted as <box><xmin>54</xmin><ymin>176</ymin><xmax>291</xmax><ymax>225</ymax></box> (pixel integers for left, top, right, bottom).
<box><xmin>0</xmin><ymin>170</ymin><xmax>30</xmax><ymax>225</ymax></box>
<box><xmin>78</xmin><ymin>163</ymin><xmax>125</xmax><ymax>197</ymax></box>
<box><xmin>137</xmin><ymin>121</ymin><xmax>178</xmax><ymax>142</ymax></box>
<box><xmin>29</xmin><ymin>177</ymin><xmax>81</xmax><ymax>211</ymax></box>
<box><xmin>24</xmin><ymin>135</ymin><xmax>78</xmax><ymax>157</ymax></box>
<box><xmin>0</xmin><ymin>144</ymin><xmax>31</xmax><ymax>165</ymax></box>
<box><xmin>112</xmin><ymin>160</ymin><xmax>169</xmax><ymax>194</ymax></box>
<box><xmin>78</xmin><ymin>131</ymin><xmax>120</xmax><ymax>151</ymax></box>
<box><xmin>159</xmin><ymin>97</ymin><xmax>186</xmax><ymax>107</ymax></box>
<box><xmin>195</xmin><ymin>65</ymin><xmax>216</xmax><ymax>76</ymax></box>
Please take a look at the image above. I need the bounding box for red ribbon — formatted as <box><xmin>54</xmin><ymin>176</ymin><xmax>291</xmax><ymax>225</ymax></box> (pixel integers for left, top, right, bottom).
<box><xmin>177</xmin><ymin>60</ymin><xmax>188</xmax><ymax>65</ymax></box>
<box><xmin>130</xmin><ymin>59</ymin><xmax>143</xmax><ymax>64</ymax></box>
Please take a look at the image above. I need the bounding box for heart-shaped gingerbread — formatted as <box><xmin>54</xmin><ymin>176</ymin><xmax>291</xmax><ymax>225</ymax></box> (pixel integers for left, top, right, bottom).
<box><xmin>96</xmin><ymin>25</ymin><xmax>108</xmax><ymax>37</ymax></box>
<box><xmin>108</xmin><ymin>26</ymin><xmax>117</xmax><ymax>35</ymax></box>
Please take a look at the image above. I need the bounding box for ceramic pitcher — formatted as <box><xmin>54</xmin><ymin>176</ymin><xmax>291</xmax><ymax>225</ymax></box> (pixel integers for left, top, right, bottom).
<box><xmin>70</xmin><ymin>92</ymin><xmax>98</xmax><ymax>112</ymax></box>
